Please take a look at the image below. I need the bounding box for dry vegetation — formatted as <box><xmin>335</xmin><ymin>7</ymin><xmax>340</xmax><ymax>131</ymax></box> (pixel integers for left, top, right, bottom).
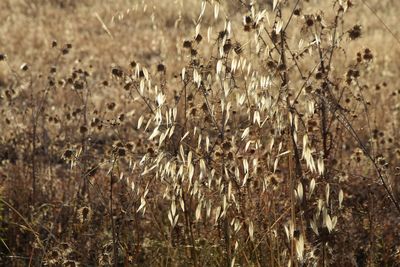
<box><xmin>1</xmin><ymin>0</ymin><xmax>400</xmax><ymax>266</ymax></box>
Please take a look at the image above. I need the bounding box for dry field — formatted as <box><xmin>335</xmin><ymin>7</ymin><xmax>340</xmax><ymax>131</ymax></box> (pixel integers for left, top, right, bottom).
<box><xmin>0</xmin><ymin>0</ymin><xmax>400</xmax><ymax>266</ymax></box>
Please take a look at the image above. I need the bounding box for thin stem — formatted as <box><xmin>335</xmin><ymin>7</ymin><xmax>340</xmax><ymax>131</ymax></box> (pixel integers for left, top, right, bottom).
<box><xmin>110</xmin><ymin>158</ymin><xmax>118</xmax><ymax>266</ymax></box>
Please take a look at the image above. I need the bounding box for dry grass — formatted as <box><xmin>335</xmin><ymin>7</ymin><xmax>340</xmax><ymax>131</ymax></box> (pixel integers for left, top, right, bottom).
<box><xmin>0</xmin><ymin>0</ymin><xmax>400</xmax><ymax>266</ymax></box>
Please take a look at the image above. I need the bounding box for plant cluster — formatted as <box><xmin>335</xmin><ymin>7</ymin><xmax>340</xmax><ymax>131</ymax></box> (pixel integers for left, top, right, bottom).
<box><xmin>0</xmin><ymin>0</ymin><xmax>400</xmax><ymax>266</ymax></box>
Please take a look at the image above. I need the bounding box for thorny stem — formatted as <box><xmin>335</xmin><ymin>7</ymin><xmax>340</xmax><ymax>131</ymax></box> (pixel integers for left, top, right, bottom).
<box><xmin>181</xmin><ymin>188</ymin><xmax>198</xmax><ymax>267</ymax></box>
<box><xmin>31</xmin><ymin>112</ymin><xmax>37</xmax><ymax>206</ymax></box>
<box><xmin>279</xmin><ymin>9</ymin><xmax>301</xmax><ymax>266</ymax></box>
<box><xmin>30</xmin><ymin>82</ymin><xmax>49</xmax><ymax>206</ymax></box>
<box><xmin>316</xmin><ymin>27</ymin><xmax>329</xmax><ymax>161</ymax></box>
<box><xmin>220</xmin><ymin>76</ymin><xmax>232</xmax><ymax>267</ymax></box>
<box><xmin>279</xmin><ymin>29</ymin><xmax>303</xmax><ymax>180</ymax></box>
<box><xmin>80</xmin><ymin>86</ymin><xmax>90</xmax><ymax>201</ymax></box>
<box><xmin>180</xmin><ymin>81</ymin><xmax>198</xmax><ymax>266</ymax></box>
<box><xmin>29</xmin><ymin>76</ymin><xmax>38</xmax><ymax>206</ymax></box>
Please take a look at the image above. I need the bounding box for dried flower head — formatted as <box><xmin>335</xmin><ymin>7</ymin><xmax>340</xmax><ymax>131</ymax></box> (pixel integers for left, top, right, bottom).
<box><xmin>77</xmin><ymin>206</ymin><xmax>92</xmax><ymax>224</ymax></box>
<box><xmin>195</xmin><ymin>34</ymin><xmax>203</xmax><ymax>43</ymax></box>
<box><xmin>183</xmin><ymin>40</ymin><xmax>192</xmax><ymax>49</ymax></box>
<box><xmin>157</xmin><ymin>63</ymin><xmax>165</xmax><ymax>72</ymax></box>
<box><xmin>111</xmin><ymin>67</ymin><xmax>123</xmax><ymax>77</ymax></box>
<box><xmin>349</xmin><ymin>25</ymin><xmax>362</xmax><ymax>40</ymax></box>
<box><xmin>63</xmin><ymin>149</ymin><xmax>74</xmax><ymax>160</ymax></box>
<box><xmin>305</xmin><ymin>16</ymin><xmax>314</xmax><ymax>27</ymax></box>
<box><xmin>107</xmin><ymin>102</ymin><xmax>116</xmax><ymax>110</ymax></box>
<box><xmin>79</xmin><ymin>125</ymin><xmax>88</xmax><ymax>134</ymax></box>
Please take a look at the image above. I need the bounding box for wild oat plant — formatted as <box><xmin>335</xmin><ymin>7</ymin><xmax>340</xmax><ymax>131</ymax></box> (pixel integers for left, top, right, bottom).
<box><xmin>1</xmin><ymin>0</ymin><xmax>400</xmax><ymax>266</ymax></box>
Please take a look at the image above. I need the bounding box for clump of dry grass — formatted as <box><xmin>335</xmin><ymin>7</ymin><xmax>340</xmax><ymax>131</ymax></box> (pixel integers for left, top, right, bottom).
<box><xmin>0</xmin><ymin>0</ymin><xmax>400</xmax><ymax>266</ymax></box>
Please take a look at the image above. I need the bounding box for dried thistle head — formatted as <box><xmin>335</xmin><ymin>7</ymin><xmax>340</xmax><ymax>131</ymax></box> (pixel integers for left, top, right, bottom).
<box><xmin>77</xmin><ymin>206</ymin><xmax>92</xmax><ymax>224</ymax></box>
<box><xmin>107</xmin><ymin>102</ymin><xmax>116</xmax><ymax>111</ymax></box>
<box><xmin>111</xmin><ymin>67</ymin><xmax>123</xmax><ymax>78</ymax></box>
<box><xmin>349</xmin><ymin>25</ymin><xmax>362</xmax><ymax>40</ymax></box>
<box><xmin>157</xmin><ymin>63</ymin><xmax>165</xmax><ymax>72</ymax></box>
<box><xmin>195</xmin><ymin>34</ymin><xmax>203</xmax><ymax>43</ymax></box>
<box><xmin>62</xmin><ymin>149</ymin><xmax>74</xmax><ymax>160</ymax></box>
<box><xmin>183</xmin><ymin>40</ymin><xmax>192</xmax><ymax>49</ymax></box>
<box><xmin>304</xmin><ymin>15</ymin><xmax>314</xmax><ymax>27</ymax></box>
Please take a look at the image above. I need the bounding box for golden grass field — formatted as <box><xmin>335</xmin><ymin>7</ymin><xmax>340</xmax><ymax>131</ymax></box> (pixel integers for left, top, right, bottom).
<box><xmin>1</xmin><ymin>0</ymin><xmax>400</xmax><ymax>266</ymax></box>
